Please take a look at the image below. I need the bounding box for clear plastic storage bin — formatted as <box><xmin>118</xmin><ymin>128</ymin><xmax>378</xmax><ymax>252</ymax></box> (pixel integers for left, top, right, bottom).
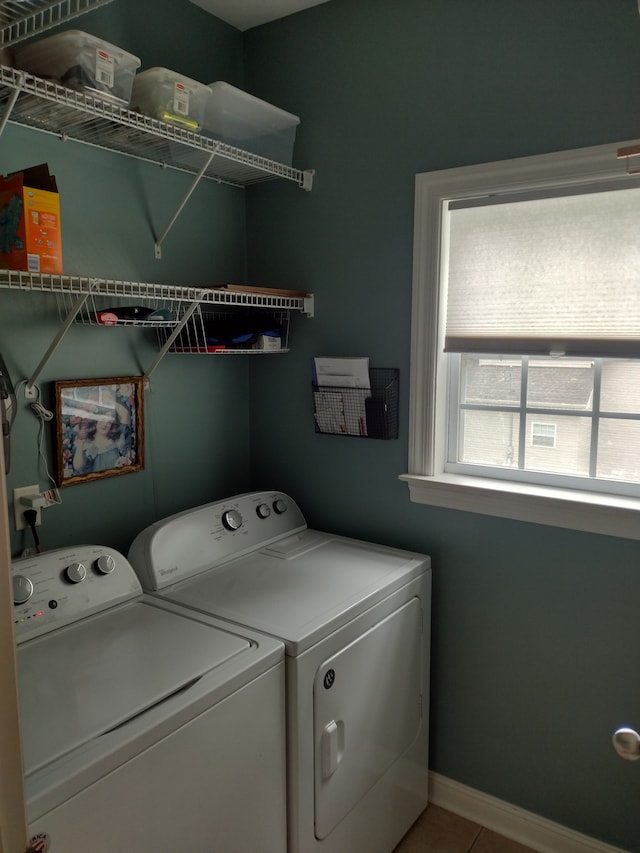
<box><xmin>204</xmin><ymin>82</ymin><xmax>300</xmax><ymax>164</ymax></box>
<box><xmin>130</xmin><ymin>67</ymin><xmax>212</xmax><ymax>131</ymax></box>
<box><xmin>15</xmin><ymin>29</ymin><xmax>141</xmax><ymax>106</ymax></box>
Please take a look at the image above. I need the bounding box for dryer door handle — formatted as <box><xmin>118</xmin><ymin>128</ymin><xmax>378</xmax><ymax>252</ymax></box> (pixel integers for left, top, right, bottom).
<box><xmin>321</xmin><ymin>719</ymin><xmax>344</xmax><ymax>778</ymax></box>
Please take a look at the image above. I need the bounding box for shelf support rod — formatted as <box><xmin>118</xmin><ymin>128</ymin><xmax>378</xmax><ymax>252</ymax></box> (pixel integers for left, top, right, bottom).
<box><xmin>0</xmin><ymin>72</ymin><xmax>24</xmax><ymax>137</ymax></box>
<box><xmin>25</xmin><ymin>283</ymin><xmax>95</xmax><ymax>395</ymax></box>
<box><xmin>154</xmin><ymin>146</ymin><xmax>219</xmax><ymax>259</ymax></box>
<box><xmin>143</xmin><ymin>299</ymin><xmax>202</xmax><ymax>388</ymax></box>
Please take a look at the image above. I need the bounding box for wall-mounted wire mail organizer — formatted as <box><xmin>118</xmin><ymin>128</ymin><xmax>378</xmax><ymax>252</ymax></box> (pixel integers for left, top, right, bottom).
<box><xmin>312</xmin><ymin>368</ymin><xmax>399</xmax><ymax>439</ymax></box>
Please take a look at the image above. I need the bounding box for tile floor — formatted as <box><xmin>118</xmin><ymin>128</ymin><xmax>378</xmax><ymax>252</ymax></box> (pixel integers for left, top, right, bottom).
<box><xmin>393</xmin><ymin>804</ymin><xmax>537</xmax><ymax>853</ymax></box>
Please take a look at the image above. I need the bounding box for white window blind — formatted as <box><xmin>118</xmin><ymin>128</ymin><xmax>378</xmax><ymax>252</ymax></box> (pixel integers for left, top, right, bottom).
<box><xmin>445</xmin><ymin>183</ymin><xmax>640</xmax><ymax>357</ymax></box>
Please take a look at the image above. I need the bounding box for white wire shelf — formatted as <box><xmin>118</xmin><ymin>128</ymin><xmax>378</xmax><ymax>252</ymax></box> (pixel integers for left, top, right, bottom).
<box><xmin>0</xmin><ymin>269</ymin><xmax>210</xmax><ymax>302</ymax></box>
<box><xmin>0</xmin><ymin>0</ymin><xmax>115</xmax><ymax>47</ymax></box>
<box><xmin>0</xmin><ymin>0</ymin><xmax>314</xmax><ymax>383</ymax></box>
<box><xmin>1</xmin><ymin>270</ymin><xmax>313</xmax><ymax>387</ymax></box>
<box><xmin>56</xmin><ymin>292</ymin><xmax>189</xmax><ymax>328</ymax></box>
<box><xmin>0</xmin><ymin>270</ymin><xmax>313</xmax><ymax>313</ymax></box>
<box><xmin>158</xmin><ymin>305</ymin><xmax>291</xmax><ymax>356</ymax></box>
<box><xmin>0</xmin><ymin>65</ymin><xmax>314</xmax><ymax>190</ymax></box>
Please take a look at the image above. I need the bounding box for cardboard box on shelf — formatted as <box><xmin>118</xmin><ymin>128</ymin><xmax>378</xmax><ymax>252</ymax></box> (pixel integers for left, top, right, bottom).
<box><xmin>253</xmin><ymin>334</ymin><xmax>282</xmax><ymax>351</ymax></box>
<box><xmin>0</xmin><ymin>163</ymin><xmax>62</xmax><ymax>274</ymax></box>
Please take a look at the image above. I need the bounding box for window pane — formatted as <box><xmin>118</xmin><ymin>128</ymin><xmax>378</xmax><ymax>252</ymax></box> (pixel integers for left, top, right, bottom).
<box><xmin>527</xmin><ymin>359</ymin><xmax>593</xmax><ymax>410</ymax></box>
<box><xmin>524</xmin><ymin>414</ymin><xmax>591</xmax><ymax>475</ymax></box>
<box><xmin>461</xmin><ymin>355</ymin><xmax>521</xmax><ymax>405</ymax></box>
<box><xmin>531</xmin><ymin>422</ymin><xmax>556</xmax><ymax>447</ymax></box>
<box><xmin>451</xmin><ymin>354</ymin><xmax>640</xmax><ymax>488</ymax></box>
<box><xmin>600</xmin><ymin>360</ymin><xmax>640</xmax><ymax>413</ymax></box>
<box><xmin>597</xmin><ymin>418</ymin><xmax>640</xmax><ymax>482</ymax></box>
<box><xmin>458</xmin><ymin>410</ymin><xmax>520</xmax><ymax>467</ymax></box>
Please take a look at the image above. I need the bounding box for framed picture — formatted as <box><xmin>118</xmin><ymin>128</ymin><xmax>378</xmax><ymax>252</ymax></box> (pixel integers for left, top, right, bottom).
<box><xmin>54</xmin><ymin>377</ymin><xmax>144</xmax><ymax>486</ymax></box>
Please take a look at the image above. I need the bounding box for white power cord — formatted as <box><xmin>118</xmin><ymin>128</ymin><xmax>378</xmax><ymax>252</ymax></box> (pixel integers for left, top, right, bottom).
<box><xmin>16</xmin><ymin>381</ymin><xmax>61</xmax><ymax>505</ymax></box>
<box><xmin>30</xmin><ymin>400</ymin><xmax>53</xmax><ymax>422</ymax></box>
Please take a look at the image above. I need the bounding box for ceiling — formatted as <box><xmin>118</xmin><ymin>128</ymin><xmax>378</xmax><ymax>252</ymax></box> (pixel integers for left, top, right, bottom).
<box><xmin>189</xmin><ymin>0</ymin><xmax>332</xmax><ymax>31</ymax></box>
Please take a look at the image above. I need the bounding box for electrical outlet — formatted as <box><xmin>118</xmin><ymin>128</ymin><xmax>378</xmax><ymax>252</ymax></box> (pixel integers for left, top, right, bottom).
<box><xmin>13</xmin><ymin>485</ymin><xmax>41</xmax><ymax>531</ymax></box>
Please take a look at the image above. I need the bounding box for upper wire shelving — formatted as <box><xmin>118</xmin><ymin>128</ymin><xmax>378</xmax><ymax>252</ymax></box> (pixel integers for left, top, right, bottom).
<box><xmin>0</xmin><ymin>65</ymin><xmax>314</xmax><ymax>192</ymax></box>
<box><xmin>0</xmin><ymin>0</ymin><xmax>315</xmax><ymax>386</ymax></box>
<box><xmin>0</xmin><ymin>0</ymin><xmax>115</xmax><ymax>47</ymax></box>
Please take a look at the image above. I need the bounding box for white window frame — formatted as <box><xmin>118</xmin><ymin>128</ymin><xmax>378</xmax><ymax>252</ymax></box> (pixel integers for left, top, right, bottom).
<box><xmin>400</xmin><ymin>138</ymin><xmax>640</xmax><ymax>541</ymax></box>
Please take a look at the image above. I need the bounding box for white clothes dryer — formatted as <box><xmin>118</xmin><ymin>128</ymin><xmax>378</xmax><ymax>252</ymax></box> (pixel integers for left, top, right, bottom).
<box><xmin>13</xmin><ymin>544</ymin><xmax>287</xmax><ymax>853</ymax></box>
<box><xmin>128</xmin><ymin>490</ymin><xmax>432</xmax><ymax>853</ymax></box>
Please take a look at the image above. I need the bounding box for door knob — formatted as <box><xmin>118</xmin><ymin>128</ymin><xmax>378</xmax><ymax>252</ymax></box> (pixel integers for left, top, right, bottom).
<box><xmin>613</xmin><ymin>727</ymin><xmax>640</xmax><ymax>761</ymax></box>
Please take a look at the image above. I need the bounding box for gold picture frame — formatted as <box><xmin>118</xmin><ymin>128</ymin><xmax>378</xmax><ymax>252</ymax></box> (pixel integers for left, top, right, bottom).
<box><xmin>54</xmin><ymin>376</ymin><xmax>144</xmax><ymax>486</ymax></box>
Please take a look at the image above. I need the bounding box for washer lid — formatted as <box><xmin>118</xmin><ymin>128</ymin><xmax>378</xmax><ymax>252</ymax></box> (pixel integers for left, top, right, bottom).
<box><xmin>18</xmin><ymin>600</ymin><xmax>251</xmax><ymax>776</ymax></box>
<box><xmin>163</xmin><ymin>531</ymin><xmax>430</xmax><ymax>655</ymax></box>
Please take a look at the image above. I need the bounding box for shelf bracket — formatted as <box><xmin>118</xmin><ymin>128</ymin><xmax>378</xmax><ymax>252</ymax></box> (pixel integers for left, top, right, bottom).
<box><xmin>143</xmin><ymin>299</ymin><xmax>202</xmax><ymax>388</ymax></box>
<box><xmin>154</xmin><ymin>146</ymin><xmax>219</xmax><ymax>259</ymax></box>
<box><xmin>25</xmin><ymin>281</ymin><xmax>96</xmax><ymax>394</ymax></box>
<box><xmin>0</xmin><ymin>72</ymin><xmax>24</xmax><ymax>138</ymax></box>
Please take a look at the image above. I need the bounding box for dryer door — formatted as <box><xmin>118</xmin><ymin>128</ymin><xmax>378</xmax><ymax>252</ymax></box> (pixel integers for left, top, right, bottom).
<box><xmin>313</xmin><ymin>597</ymin><xmax>423</xmax><ymax>839</ymax></box>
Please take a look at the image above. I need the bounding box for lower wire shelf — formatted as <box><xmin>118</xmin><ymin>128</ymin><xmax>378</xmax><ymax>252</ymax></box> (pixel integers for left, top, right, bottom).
<box><xmin>56</xmin><ymin>289</ymin><xmax>187</xmax><ymax>327</ymax></box>
<box><xmin>157</xmin><ymin>304</ymin><xmax>291</xmax><ymax>355</ymax></box>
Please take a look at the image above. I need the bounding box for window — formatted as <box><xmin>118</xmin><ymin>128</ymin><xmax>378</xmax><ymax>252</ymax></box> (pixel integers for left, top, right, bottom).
<box><xmin>530</xmin><ymin>422</ymin><xmax>556</xmax><ymax>450</ymax></box>
<box><xmin>402</xmin><ymin>140</ymin><xmax>640</xmax><ymax>540</ymax></box>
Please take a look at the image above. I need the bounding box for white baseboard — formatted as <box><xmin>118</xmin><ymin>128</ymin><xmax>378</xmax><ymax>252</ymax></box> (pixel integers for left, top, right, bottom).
<box><xmin>428</xmin><ymin>772</ymin><xmax>628</xmax><ymax>853</ymax></box>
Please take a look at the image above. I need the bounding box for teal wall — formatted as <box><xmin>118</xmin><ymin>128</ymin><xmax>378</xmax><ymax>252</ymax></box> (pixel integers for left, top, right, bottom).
<box><xmin>244</xmin><ymin>0</ymin><xmax>640</xmax><ymax>850</ymax></box>
<box><xmin>3</xmin><ymin>0</ymin><xmax>640</xmax><ymax>850</ymax></box>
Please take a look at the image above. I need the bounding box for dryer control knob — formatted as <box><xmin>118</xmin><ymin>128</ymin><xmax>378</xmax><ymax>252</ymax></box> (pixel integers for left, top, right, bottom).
<box><xmin>95</xmin><ymin>554</ymin><xmax>115</xmax><ymax>575</ymax></box>
<box><xmin>256</xmin><ymin>503</ymin><xmax>271</xmax><ymax>519</ymax></box>
<box><xmin>222</xmin><ymin>509</ymin><xmax>243</xmax><ymax>531</ymax></box>
<box><xmin>13</xmin><ymin>574</ymin><xmax>34</xmax><ymax>605</ymax></box>
<box><xmin>65</xmin><ymin>562</ymin><xmax>87</xmax><ymax>584</ymax></box>
<box><xmin>273</xmin><ymin>499</ymin><xmax>287</xmax><ymax>515</ymax></box>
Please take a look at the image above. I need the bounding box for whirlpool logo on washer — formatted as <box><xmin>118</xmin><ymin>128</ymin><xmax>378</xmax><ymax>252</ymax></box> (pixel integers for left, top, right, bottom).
<box><xmin>29</xmin><ymin>832</ymin><xmax>49</xmax><ymax>852</ymax></box>
<box><xmin>159</xmin><ymin>566</ymin><xmax>179</xmax><ymax>576</ymax></box>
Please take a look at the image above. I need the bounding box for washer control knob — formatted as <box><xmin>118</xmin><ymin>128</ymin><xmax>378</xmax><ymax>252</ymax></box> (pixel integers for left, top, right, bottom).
<box><xmin>65</xmin><ymin>562</ymin><xmax>87</xmax><ymax>584</ymax></box>
<box><xmin>222</xmin><ymin>509</ymin><xmax>243</xmax><ymax>531</ymax></box>
<box><xmin>13</xmin><ymin>574</ymin><xmax>34</xmax><ymax>605</ymax></box>
<box><xmin>95</xmin><ymin>554</ymin><xmax>116</xmax><ymax>575</ymax></box>
<box><xmin>256</xmin><ymin>503</ymin><xmax>271</xmax><ymax>519</ymax></box>
<box><xmin>273</xmin><ymin>499</ymin><xmax>287</xmax><ymax>515</ymax></box>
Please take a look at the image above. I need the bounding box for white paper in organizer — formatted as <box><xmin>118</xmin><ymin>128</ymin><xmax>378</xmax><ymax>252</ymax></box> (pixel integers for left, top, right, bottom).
<box><xmin>313</xmin><ymin>356</ymin><xmax>370</xmax><ymax>389</ymax></box>
<box><xmin>313</xmin><ymin>357</ymin><xmax>371</xmax><ymax>435</ymax></box>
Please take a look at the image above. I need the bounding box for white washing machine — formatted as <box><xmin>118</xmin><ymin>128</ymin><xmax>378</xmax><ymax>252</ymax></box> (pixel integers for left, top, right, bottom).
<box><xmin>12</xmin><ymin>544</ymin><xmax>287</xmax><ymax>853</ymax></box>
<box><xmin>128</xmin><ymin>490</ymin><xmax>432</xmax><ymax>853</ymax></box>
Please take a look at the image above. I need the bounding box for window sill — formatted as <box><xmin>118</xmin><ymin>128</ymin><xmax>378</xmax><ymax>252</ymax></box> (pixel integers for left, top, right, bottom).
<box><xmin>399</xmin><ymin>472</ymin><xmax>640</xmax><ymax>541</ymax></box>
